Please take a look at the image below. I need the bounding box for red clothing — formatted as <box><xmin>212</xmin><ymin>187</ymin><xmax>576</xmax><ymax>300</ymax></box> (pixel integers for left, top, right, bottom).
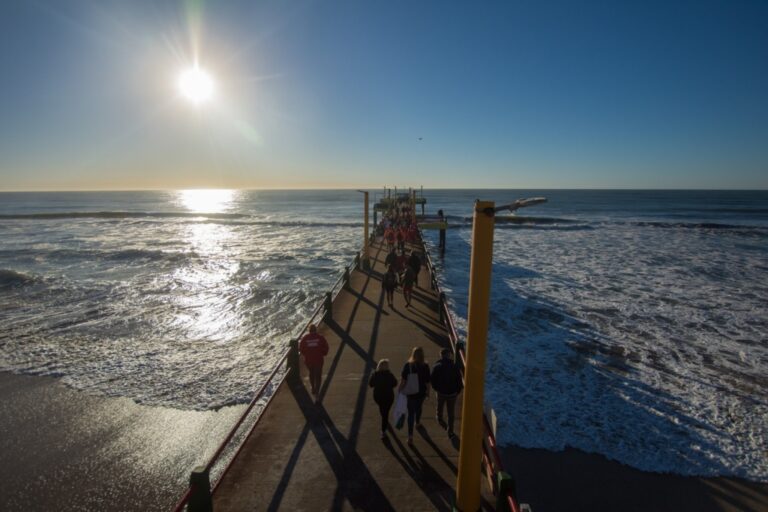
<box><xmin>299</xmin><ymin>332</ymin><xmax>329</xmax><ymax>368</ymax></box>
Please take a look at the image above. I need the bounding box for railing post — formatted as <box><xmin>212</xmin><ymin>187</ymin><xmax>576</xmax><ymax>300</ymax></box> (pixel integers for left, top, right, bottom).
<box><xmin>343</xmin><ymin>267</ymin><xmax>350</xmax><ymax>290</ymax></box>
<box><xmin>188</xmin><ymin>466</ymin><xmax>213</xmax><ymax>512</ymax></box>
<box><xmin>439</xmin><ymin>292</ymin><xmax>446</xmax><ymax>322</ymax></box>
<box><xmin>431</xmin><ymin>269</ymin><xmax>437</xmax><ymax>290</ymax></box>
<box><xmin>495</xmin><ymin>471</ymin><xmax>516</xmax><ymax>512</ymax></box>
<box><xmin>288</xmin><ymin>337</ymin><xmax>300</xmax><ymax>384</ymax></box>
<box><xmin>355</xmin><ymin>252</ymin><xmax>360</xmax><ymax>270</ymax></box>
<box><xmin>455</xmin><ymin>341</ymin><xmax>466</xmax><ymax>370</ymax></box>
<box><xmin>324</xmin><ymin>292</ymin><xmax>333</xmax><ymax>321</ymax></box>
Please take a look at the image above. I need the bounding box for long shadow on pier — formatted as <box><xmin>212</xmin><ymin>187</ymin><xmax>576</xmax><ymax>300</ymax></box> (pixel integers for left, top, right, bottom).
<box><xmin>214</xmin><ymin>238</ymin><xmax>484</xmax><ymax>511</ymax></box>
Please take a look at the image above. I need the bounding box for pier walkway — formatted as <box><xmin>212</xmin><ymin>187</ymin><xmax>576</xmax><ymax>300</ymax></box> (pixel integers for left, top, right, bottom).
<box><xmin>213</xmin><ymin>237</ymin><xmax>490</xmax><ymax>511</ymax></box>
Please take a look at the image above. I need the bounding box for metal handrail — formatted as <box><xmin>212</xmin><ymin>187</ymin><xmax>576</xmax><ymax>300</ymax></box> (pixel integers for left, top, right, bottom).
<box><xmin>417</xmin><ymin>229</ymin><xmax>522</xmax><ymax>512</ymax></box>
<box><xmin>172</xmin><ymin>252</ymin><xmax>361</xmax><ymax>512</ymax></box>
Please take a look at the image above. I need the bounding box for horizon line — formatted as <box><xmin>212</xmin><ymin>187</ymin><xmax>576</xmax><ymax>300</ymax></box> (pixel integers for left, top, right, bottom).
<box><xmin>1</xmin><ymin>186</ymin><xmax>767</xmax><ymax>193</ymax></box>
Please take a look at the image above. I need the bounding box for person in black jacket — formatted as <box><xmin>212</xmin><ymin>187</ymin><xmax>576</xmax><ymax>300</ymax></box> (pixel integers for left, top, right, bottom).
<box><xmin>369</xmin><ymin>359</ymin><xmax>398</xmax><ymax>439</ymax></box>
<box><xmin>407</xmin><ymin>251</ymin><xmax>422</xmax><ymax>288</ymax></box>
<box><xmin>430</xmin><ymin>348</ymin><xmax>463</xmax><ymax>437</ymax></box>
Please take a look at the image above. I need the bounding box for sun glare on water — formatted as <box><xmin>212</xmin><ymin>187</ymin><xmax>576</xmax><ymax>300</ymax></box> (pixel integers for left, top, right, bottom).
<box><xmin>178</xmin><ymin>67</ymin><xmax>214</xmax><ymax>105</ymax></box>
<box><xmin>178</xmin><ymin>189</ymin><xmax>234</xmax><ymax>213</ymax></box>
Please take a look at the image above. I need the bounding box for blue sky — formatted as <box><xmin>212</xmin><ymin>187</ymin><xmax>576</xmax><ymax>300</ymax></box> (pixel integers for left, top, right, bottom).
<box><xmin>0</xmin><ymin>0</ymin><xmax>766</xmax><ymax>190</ymax></box>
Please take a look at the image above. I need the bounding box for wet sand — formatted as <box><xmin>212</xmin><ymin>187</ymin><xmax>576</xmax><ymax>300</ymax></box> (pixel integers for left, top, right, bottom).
<box><xmin>502</xmin><ymin>445</ymin><xmax>768</xmax><ymax>512</ymax></box>
<box><xmin>0</xmin><ymin>372</ymin><xmax>246</xmax><ymax>511</ymax></box>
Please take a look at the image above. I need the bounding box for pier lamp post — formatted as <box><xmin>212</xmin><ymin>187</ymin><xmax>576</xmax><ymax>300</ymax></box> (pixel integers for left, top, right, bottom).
<box><xmin>456</xmin><ymin>200</ymin><xmax>496</xmax><ymax>512</ymax></box>
<box><xmin>357</xmin><ymin>190</ymin><xmax>371</xmax><ymax>270</ymax></box>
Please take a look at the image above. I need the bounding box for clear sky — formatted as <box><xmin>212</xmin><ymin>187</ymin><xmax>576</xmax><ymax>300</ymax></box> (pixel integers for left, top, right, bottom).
<box><xmin>1</xmin><ymin>0</ymin><xmax>766</xmax><ymax>190</ymax></box>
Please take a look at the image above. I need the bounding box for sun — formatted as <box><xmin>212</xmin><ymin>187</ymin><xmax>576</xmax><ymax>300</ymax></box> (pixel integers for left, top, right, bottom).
<box><xmin>178</xmin><ymin>66</ymin><xmax>214</xmax><ymax>105</ymax></box>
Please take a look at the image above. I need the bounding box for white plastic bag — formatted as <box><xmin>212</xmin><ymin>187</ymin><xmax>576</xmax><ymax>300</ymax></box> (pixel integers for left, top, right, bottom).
<box><xmin>392</xmin><ymin>392</ymin><xmax>407</xmax><ymax>429</ymax></box>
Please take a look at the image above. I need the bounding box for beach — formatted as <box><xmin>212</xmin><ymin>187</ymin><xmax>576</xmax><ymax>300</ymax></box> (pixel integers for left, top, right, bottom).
<box><xmin>0</xmin><ymin>371</ymin><xmax>245</xmax><ymax>511</ymax></box>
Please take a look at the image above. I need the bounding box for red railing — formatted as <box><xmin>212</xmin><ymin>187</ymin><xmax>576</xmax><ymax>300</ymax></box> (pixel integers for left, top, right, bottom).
<box><xmin>420</xmin><ymin>232</ymin><xmax>521</xmax><ymax>512</ymax></box>
<box><xmin>172</xmin><ymin>254</ymin><xmax>361</xmax><ymax>512</ymax></box>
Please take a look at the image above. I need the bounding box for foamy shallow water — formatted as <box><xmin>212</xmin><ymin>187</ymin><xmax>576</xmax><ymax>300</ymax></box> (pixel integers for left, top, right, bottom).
<box><xmin>1</xmin><ymin>189</ymin><xmax>767</xmax><ymax>480</ymax></box>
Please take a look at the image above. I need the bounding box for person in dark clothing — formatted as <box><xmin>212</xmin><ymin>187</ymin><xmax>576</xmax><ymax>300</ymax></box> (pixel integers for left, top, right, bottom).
<box><xmin>299</xmin><ymin>324</ymin><xmax>329</xmax><ymax>401</ymax></box>
<box><xmin>384</xmin><ymin>248</ymin><xmax>398</xmax><ymax>269</ymax></box>
<box><xmin>407</xmin><ymin>251</ymin><xmax>421</xmax><ymax>288</ymax></box>
<box><xmin>382</xmin><ymin>264</ymin><xmax>398</xmax><ymax>307</ymax></box>
<box><xmin>401</xmin><ymin>266</ymin><xmax>416</xmax><ymax>307</ymax></box>
<box><xmin>430</xmin><ymin>348</ymin><xmax>464</xmax><ymax>437</ymax></box>
<box><xmin>369</xmin><ymin>359</ymin><xmax>398</xmax><ymax>439</ymax></box>
<box><xmin>400</xmin><ymin>346</ymin><xmax>431</xmax><ymax>444</ymax></box>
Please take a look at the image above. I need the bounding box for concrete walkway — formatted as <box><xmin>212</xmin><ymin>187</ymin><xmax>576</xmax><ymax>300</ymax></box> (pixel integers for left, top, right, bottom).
<box><xmin>213</xmin><ymin>238</ymin><xmax>491</xmax><ymax>511</ymax></box>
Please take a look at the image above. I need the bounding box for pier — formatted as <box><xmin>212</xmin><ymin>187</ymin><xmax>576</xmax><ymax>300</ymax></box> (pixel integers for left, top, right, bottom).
<box><xmin>174</xmin><ymin>193</ymin><xmax>519</xmax><ymax>512</ymax></box>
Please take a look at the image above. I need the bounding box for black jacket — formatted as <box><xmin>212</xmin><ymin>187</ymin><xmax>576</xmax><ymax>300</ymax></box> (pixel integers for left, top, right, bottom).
<box><xmin>369</xmin><ymin>370</ymin><xmax>398</xmax><ymax>405</ymax></box>
<box><xmin>430</xmin><ymin>357</ymin><xmax>463</xmax><ymax>396</ymax></box>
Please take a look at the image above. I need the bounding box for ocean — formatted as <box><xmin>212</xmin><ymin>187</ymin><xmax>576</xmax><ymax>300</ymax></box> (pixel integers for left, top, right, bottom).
<box><xmin>0</xmin><ymin>189</ymin><xmax>766</xmax><ymax>481</ymax></box>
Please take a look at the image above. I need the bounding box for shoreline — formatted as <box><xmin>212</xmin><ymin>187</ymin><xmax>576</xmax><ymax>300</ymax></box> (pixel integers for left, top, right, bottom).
<box><xmin>501</xmin><ymin>445</ymin><xmax>768</xmax><ymax>512</ymax></box>
<box><xmin>0</xmin><ymin>371</ymin><xmax>246</xmax><ymax>511</ymax></box>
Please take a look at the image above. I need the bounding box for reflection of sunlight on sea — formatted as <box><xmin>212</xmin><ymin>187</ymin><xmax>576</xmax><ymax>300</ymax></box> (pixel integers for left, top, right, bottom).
<box><xmin>169</xmin><ymin>221</ymin><xmax>243</xmax><ymax>342</ymax></box>
<box><xmin>177</xmin><ymin>189</ymin><xmax>237</xmax><ymax>213</ymax></box>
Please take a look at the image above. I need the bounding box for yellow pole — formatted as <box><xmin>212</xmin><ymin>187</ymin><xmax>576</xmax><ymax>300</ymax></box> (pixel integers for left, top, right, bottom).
<box><xmin>456</xmin><ymin>200</ymin><xmax>495</xmax><ymax>511</ymax></box>
<box><xmin>363</xmin><ymin>191</ymin><xmax>370</xmax><ymax>269</ymax></box>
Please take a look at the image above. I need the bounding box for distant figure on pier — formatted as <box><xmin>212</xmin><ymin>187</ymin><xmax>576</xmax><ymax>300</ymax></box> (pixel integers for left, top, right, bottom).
<box><xmin>384</xmin><ymin>226</ymin><xmax>395</xmax><ymax>251</ymax></box>
<box><xmin>299</xmin><ymin>324</ymin><xmax>329</xmax><ymax>401</ymax></box>
<box><xmin>402</xmin><ymin>265</ymin><xmax>416</xmax><ymax>307</ymax></box>
<box><xmin>400</xmin><ymin>347</ymin><xmax>431</xmax><ymax>445</ymax></box>
<box><xmin>407</xmin><ymin>251</ymin><xmax>422</xmax><ymax>288</ymax></box>
<box><xmin>383</xmin><ymin>265</ymin><xmax>398</xmax><ymax>308</ymax></box>
<box><xmin>384</xmin><ymin>248</ymin><xmax>398</xmax><ymax>270</ymax></box>
<box><xmin>430</xmin><ymin>348</ymin><xmax>463</xmax><ymax>438</ymax></box>
<box><xmin>396</xmin><ymin>227</ymin><xmax>405</xmax><ymax>253</ymax></box>
<box><xmin>369</xmin><ymin>359</ymin><xmax>398</xmax><ymax>439</ymax></box>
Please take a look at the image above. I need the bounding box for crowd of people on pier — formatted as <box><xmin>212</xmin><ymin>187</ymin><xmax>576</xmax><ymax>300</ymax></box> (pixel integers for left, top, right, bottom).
<box><xmin>298</xmin><ymin>196</ymin><xmax>462</xmax><ymax>446</ymax></box>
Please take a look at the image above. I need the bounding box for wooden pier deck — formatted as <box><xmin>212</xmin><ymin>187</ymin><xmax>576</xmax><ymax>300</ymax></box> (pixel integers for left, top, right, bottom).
<box><xmin>213</xmin><ymin>238</ymin><xmax>490</xmax><ymax>511</ymax></box>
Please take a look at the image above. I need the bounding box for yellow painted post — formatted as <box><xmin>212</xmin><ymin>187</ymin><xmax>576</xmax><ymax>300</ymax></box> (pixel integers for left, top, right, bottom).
<box><xmin>456</xmin><ymin>200</ymin><xmax>495</xmax><ymax>511</ymax></box>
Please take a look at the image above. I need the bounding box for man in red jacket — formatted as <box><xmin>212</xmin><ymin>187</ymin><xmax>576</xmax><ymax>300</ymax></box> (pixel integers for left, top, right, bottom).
<box><xmin>299</xmin><ymin>324</ymin><xmax>329</xmax><ymax>399</ymax></box>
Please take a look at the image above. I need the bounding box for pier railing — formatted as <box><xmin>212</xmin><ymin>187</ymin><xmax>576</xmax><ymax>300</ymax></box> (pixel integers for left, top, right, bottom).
<box><xmin>172</xmin><ymin>252</ymin><xmax>362</xmax><ymax>512</ymax></box>
<box><xmin>420</xmin><ymin>233</ymin><xmax>522</xmax><ymax>512</ymax></box>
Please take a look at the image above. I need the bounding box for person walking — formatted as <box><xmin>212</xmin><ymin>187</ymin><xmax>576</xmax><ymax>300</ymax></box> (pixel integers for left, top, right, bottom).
<box><xmin>369</xmin><ymin>359</ymin><xmax>398</xmax><ymax>439</ymax></box>
<box><xmin>299</xmin><ymin>324</ymin><xmax>329</xmax><ymax>401</ymax></box>
<box><xmin>383</xmin><ymin>264</ymin><xmax>398</xmax><ymax>308</ymax></box>
<box><xmin>407</xmin><ymin>250</ymin><xmax>421</xmax><ymax>288</ymax></box>
<box><xmin>430</xmin><ymin>348</ymin><xmax>464</xmax><ymax>437</ymax></box>
<box><xmin>401</xmin><ymin>265</ymin><xmax>416</xmax><ymax>307</ymax></box>
<box><xmin>384</xmin><ymin>247</ymin><xmax>398</xmax><ymax>269</ymax></box>
<box><xmin>400</xmin><ymin>347</ymin><xmax>431</xmax><ymax>445</ymax></box>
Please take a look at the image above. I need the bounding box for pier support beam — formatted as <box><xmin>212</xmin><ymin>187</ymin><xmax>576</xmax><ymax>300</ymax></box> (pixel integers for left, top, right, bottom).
<box><xmin>359</xmin><ymin>190</ymin><xmax>371</xmax><ymax>270</ymax></box>
<box><xmin>324</xmin><ymin>292</ymin><xmax>333</xmax><ymax>321</ymax></box>
<box><xmin>288</xmin><ymin>337</ymin><xmax>300</xmax><ymax>384</ymax></box>
<box><xmin>188</xmin><ymin>466</ymin><xmax>213</xmax><ymax>512</ymax></box>
<box><xmin>456</xmin><ymin>200</ymin><xmax>495</xmax><ymax>512</ymax></box>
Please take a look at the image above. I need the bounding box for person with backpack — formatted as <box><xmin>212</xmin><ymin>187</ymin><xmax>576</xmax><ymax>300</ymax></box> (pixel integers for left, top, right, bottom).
<box><xmin>399</xmin><ymin>346</ymin><xmax>431</xmax><ymax>445</ymax></box>
<box><xmin>369</xmin><ymin>359</ymin><xmax>398</xmax><ymax>439</ymax></box>
<box><xmin>430</xmin><ymin>348</ymin><xmax>463</xmax><ymax>438</ymax></box>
